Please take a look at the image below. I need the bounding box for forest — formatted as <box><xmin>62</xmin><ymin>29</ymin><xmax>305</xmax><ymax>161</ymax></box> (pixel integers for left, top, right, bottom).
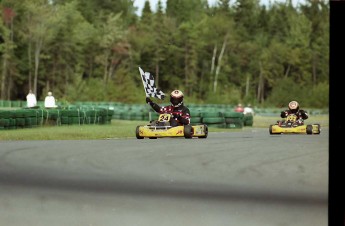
<box><xmin>0</xmin><ymin>0</ymin><xmax>329</xmax><ymax>108</ymax></box>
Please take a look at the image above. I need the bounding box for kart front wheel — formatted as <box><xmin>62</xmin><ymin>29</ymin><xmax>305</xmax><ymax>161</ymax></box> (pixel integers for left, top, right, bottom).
<box><xmin>136</xmin><ymin>126</ymin><xmax>144</xmax><ymax>139</ymax></box>
<box><xmin>269</xmin><ymin>125</ymin><xmax>280</xmax><ymax>135</ymax></box>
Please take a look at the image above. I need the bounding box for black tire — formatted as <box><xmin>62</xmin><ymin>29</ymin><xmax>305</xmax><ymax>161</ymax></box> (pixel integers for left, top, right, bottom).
<box><xmin>306</xmin><ymin>125</ymin><xmax>313</xmax><ymax>135</ymax></box>
<box><xmin>199</xmin><ymin>125</ymin><xmax>208</xmax><ymax>138</ymax></box>
<box><xmin>184</xmin><ymin>124</ymin><xmax>193</xmax><ymax>139</ymax></box>
<box><xmin>149</xmin><ymin>137</ymin><xmax>157</xmax><ymax>139</ymax></box>
<box><xmin>225</xmin><ymin>117</ymin><xmax>243</xmax><ymax>128</ymax></box>
<box><xmin>136</xmin><ymin>126</ymin><xmax>144</xmax><ymax>139</ymax></box>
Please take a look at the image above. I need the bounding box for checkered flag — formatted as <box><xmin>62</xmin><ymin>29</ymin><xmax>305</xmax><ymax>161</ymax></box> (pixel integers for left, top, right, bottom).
<box><xmin>139</xmin><ymin>67</ymin><xmax>165</xmax><ymax>100</ymax></box>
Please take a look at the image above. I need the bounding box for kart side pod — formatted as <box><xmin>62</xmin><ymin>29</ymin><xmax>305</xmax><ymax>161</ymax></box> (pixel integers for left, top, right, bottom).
<box><xmin>269</xmin><ymin>123</ymin><xmax>321</xmax><ymax>135</ymax></box>
<box><xmin>135</xmin><ymin>124</ymin><xmax>208</xmax><ymax>139</ymax></box>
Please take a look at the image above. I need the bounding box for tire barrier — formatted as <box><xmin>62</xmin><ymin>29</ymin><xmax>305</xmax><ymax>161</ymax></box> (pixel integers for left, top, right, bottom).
<box><xmin>201</xmin><ymin>111</ymin><xmax>226</xmax><ymax>128</ymax></box>
<box><xmin>0</xmin><ymin>105</ymin><xmax>246</xmax><ymax>130</ymax></box>
<box><xmin>243</xmin><ymin>114</ymin><xmax>254</xmax><ymax>126</ymax></box>
<box><xmin>1</xmin><ymin>100</ymin><xmax>330</xmax><ymax>130</ymax></box>
<box><xmin>223</xmin><ymin>112</ymin><xmax>244</xmax><ymax>129</ymax></box>
<box><xmin>0</xmin><ymin>108</ymin><xmax>113</xmax><ymax>130</ymax></box>
<box><xmin>99</xmin><ymin>105</ymin><xmax>245</xmax><ymax>129</ymax></box>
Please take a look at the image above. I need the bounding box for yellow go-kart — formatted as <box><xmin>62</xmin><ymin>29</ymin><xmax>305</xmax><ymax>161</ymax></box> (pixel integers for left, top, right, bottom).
<box><xmin>136</xmin><ymin>113</ymin><xmax>208</xmax><ymax>139</ymax></box>
<box><xmin>269</xmin><ymin>114</ymin><xmax>321</xmax><ymax>135</ymax></box>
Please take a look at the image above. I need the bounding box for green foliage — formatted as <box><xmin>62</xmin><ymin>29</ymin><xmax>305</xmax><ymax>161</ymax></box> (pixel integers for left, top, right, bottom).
<box><xmin>0</xmin><ymin>0</ymin><xmax>329</xmax><ymax>108</ymax></box>
<box><xmin>64</xmin><ymin>66</ymin><xmax>145</xmax><ymax>103</ymax></box>
<box><xmin>205</xmin><ymin>83</ymin><xmax>242</xmax><ymax>105</ymax></box>
<box><xmin>266</xmin><ymin>77</ymin><xmax>329</xmax><ymax>108</ymax></box>
<box><xmin>74</xmin><ymin>78</ymin><xmax>106</xmax><ymax>102</ymax></box>
<box><xmin>307</xmin><ymin>82</ymin><xmax>329</xmax><ymax>108</ymax></box>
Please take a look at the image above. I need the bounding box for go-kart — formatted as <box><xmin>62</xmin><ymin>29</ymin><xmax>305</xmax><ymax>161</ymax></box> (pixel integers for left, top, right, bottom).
<box><xmin>269</xmin><ymin>114</ymin><xmax>321</xmax><ymax>135</ymax></box>
<box><xmin>136</xmin><ymin>113</ymin><xmax>208</xmax><ymax>139</ymax></box>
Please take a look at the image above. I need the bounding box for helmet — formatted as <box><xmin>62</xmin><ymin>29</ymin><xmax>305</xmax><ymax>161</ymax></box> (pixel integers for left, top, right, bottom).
<box><xmin>170</xmin><ymin>90</ymin><xmax>184</xmax><ymax>107</ymax></box>
<box><xmin>288</xmin><ymin>101</ymin><xmax>299</xmax><ymax>113</ymax></box>
<box><xmin>48</xmin><ymin>91</ymin><xmax>52</xmax><ymax>96</ymax></box>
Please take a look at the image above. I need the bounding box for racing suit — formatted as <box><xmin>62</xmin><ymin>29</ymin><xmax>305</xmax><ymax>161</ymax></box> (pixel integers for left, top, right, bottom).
<box><xmin>280</xmin><ymin>109</ymin><xmax>308</xmax><ymax>125</ymax></box>
<box><xmin>147</xmin><ymin>100</ymin><xmax>191</xmax><ymax>126</ymax></box>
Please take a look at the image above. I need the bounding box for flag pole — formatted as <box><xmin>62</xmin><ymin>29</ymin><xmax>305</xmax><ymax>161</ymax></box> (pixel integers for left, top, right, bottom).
<box><xmin>139</xmin><ymin>67</ymin><xmax>152</xmax><ymax>121</ymax></box>
<box><xmin>138</xmin><ymin>67</ymin><xmax>149</xmax><ymax>97</ymax></box>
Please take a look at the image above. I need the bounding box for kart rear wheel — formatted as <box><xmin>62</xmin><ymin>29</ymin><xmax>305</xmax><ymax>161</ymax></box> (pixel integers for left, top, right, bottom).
<box><xmin>306</xmin><ymin>125</ymin><xmax>313</xmax><ymax>135</ymax></box>
<box><xmin>136</xmin><ymin>126</ymin><xmax>144</xmax><ymax>139</ymax></box>
<box><xmin>184</xmin><ymin>125</ymin><xmax>193</xmax><ymax>139</ymax></box>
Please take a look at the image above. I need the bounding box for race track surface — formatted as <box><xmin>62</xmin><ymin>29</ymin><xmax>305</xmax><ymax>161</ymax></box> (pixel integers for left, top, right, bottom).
<box><xmin>0</xmin><ymin>128</ymin><xmax>328</xmax><ymax>226</ymax></box>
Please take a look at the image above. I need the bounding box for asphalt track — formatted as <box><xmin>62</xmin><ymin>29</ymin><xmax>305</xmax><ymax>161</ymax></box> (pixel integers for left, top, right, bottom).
<box><xmin>0</xmin><ymin>127</ymin><xmax>328</xmax><ymax>226</ymax></box>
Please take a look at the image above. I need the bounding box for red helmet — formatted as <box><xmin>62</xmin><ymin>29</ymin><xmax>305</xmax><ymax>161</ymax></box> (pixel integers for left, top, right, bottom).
<box><xmin>170</xmin><ymin>90</ymin><xmax>184</xmax><ymax>107</ymax></box>
<box><xmin>288</xmin><ymin>101</ymin><xmax>299</xmax><ymax>113</ymax></box>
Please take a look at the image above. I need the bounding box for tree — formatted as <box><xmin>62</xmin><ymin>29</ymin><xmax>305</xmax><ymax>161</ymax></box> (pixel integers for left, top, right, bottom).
<box><xmin>20</xmin><ymin>0</ymin><xmax>59</xmax><ymax>96</ymax></box>
<box><xmin>42</xmin><ymin>1</ymin><xmax>95</xmax><ymax>98</ymax></box>
<box><xmin>301</xmin><ymin>0</ymin><xmax>329</xmax><ymax>85</ymax></box>
<box><xmin>0</xmin><ymin>4</ymin><xmax>16</xmax><ymax>100</ymax></box>
<box><xmin>233</xmin><ymin>0</ymin><xmax>260</xmax><ymax>39</ymax></box>
<box><xmin>95</xmin><ymin>13</ymin><xmax>128</xmax><ymax>86</ymax></box>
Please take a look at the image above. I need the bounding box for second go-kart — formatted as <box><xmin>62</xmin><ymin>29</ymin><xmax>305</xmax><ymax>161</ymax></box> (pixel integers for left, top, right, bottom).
<box><xmin>269</xmin><ymin>114</ymin><xmax>321</xmax><ymax>135</ymax></box>
<box><xmin>136</xmin><ymin>113</ymin><xmax>208</xmax><ymax>139</ymax></box>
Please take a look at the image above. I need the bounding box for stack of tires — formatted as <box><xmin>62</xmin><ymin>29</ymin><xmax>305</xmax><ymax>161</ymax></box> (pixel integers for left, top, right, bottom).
<box><xmin>25</xmin><ymin>109</ymin><xmax>39</xmax><ymax>128</ymax></box>
<box><xmin>243</xmin><ymin>114</ymin><xmax>254</xmax><ymax>126</ymax></box>
<box><xmin>129</xmin><ymin>112</ymin><xmax>145</xmax><ymax>121</ymax></box>
<box><xmin>189</xmin><ymin>109</ymin><xmax>203</xmax><ymax>125</ymax></box>
<box><xmin>201</xmin><ymin>111</ymin><xmax>226</xmax><ymax>128</ymax></box>
<box><xmin>0</xmin><ymin>107</ymin><xmax>114</xmax><ymax>130</ymax></box>
<box><xmin>105</xmin><ymin>108</ymin><xmax>114</xmax><ymax>123</ymax></box>
<box><xmin>96</xmin><ymin>108</ymin><xmax>111</xmax><ymax>124</ymax></box>
<box><xmin>13</xmin><ymin>110</ymin><xmax>26</xmax><ymax>128</ymax></box>
<box><xmin>223</xmin><ymin>112</ymin><xmax>244</xmax><ymax>129</ymax></box>
<box><xmin>83</xmin><ymin>109</ymin><xmax>97</xmax><ymax>124</ymax></box>
<box><xmin>0</xmin><ymin>110</ymin><xmax>14</xmax><ymax>130</ymax></box>
<box><xmin>61</xmin><ymin>109</ymin><xmax>80</xmax><ymax>125</ymax></box>
<box><xmin>0</xmin><ymin>109</ymin><xmax>40</xmax><ymax>129</ymax></box>
<box><xmin>44</xmin><ymin>109</ymin><xmax>62</xmax><ymax>125</ymax></box>
<box><xmin>79</xmin><ymin>108</ymin><xmax>113</xmax><ymax>125</ymax></box>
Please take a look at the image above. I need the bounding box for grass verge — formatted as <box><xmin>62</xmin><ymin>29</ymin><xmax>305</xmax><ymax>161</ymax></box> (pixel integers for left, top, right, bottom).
<box><xmin>0</xmin><ymin>115</ymin><xmax>328</xmax><ymax>141</ymax></box>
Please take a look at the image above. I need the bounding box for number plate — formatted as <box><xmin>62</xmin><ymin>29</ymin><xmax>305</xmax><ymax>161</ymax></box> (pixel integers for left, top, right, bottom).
<box><xmin>158</xmin><ymin>114</ymin><xmax>171</xmax><ymax>122</ymax></box>
<box><xmin>286</xmin><ymin>114</ymin><xmax>297</xmax><ymax>122</ymax></box>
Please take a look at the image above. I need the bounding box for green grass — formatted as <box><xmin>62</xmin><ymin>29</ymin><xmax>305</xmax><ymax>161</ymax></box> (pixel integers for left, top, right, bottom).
<box><xmin>0</xmin><ymin>115</ymin><xmax>328</xmax><ymax>141</ymax></box>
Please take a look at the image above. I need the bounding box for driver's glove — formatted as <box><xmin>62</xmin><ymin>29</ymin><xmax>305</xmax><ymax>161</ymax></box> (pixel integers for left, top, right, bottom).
<box><xmin>280</xmin><ymin>111</ymin><xmax>288</xmax><ymax>118</ymax></box>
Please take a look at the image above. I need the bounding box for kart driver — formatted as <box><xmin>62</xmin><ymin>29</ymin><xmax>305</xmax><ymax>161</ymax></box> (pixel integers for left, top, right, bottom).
<box><xmin>146</xmin><ymin>90</ymin><xmax>191</xmax><ymax>127</ymax></box>
<box><xmin>280</xmin><ymin>100</ymin><xmax>308</xmax><ymax>125</ymax></box>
